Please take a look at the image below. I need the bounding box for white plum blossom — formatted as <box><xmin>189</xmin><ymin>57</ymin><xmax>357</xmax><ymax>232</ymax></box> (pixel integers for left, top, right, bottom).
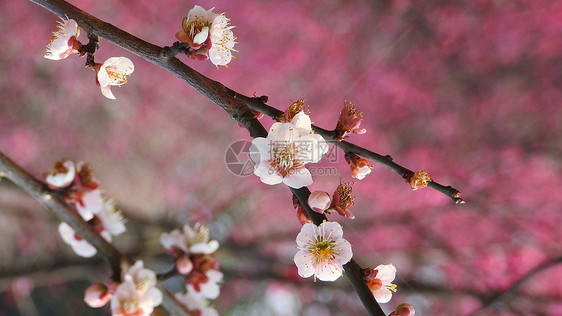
<box><xmin>75</xmin><ymin>189</ymin><xmax>104</xmax><ymax>221</ymax></box>
<box><xmin>44</xmin><ymin>17</ymin><xmax>81</xmax><ymax>60</ymax></box>
<box><xmin>187</xmin><ymin>269</ymin><xmax>223</xmax><ymax>300</ymax></box>
<box><xmin>160</xmin><ymin>223</ymin><xmax>219</xmax><ymax>255</ymax></box>
<box><xmin>251</xmin><ymin>111</ymin><xmax>328</xmax><ymax>189</ymax></box>
<box><xmin>176</xmin><ymin>5</ymin><xmax>236</xmax><ymax>66</ymax></box>
<box><xmin>110</xmin><ymin>278</ymin><xmax>161</xmax><ymax>316</ymax></box>
<box><xmin>175</xmin><ymin>291</ymin><xmax>218</xmax><ymax>316</ymax></box>
<box><xmin>44</xmin><ymin>159</ymin><xmax>75</xmax><ymax>188</ymax></box>
<box><xmin>110</xmin><ymin>261</ymin><xmax>162</xmax><ymax>316</ymax></box>
<box><xmin>97</xmin><ymin>199</ymin><xmax>126</xmax><ymax>237</ymax></box>
<box><xmin>366</xmin><ymin>264</ymin><xmax>397</xmax><ymax>303</ymax></box>
<box><xmin>294</xmin><ymin>222</ymin><xmax>353</xmax><ymax>282</ymax></box>
<box><xmin>58</xmin><ymin>222</ymin><xmax>107</xmax><ymax>258</ymax></box>
<box><xmin>96</xmin><ymin>57</ymin><xmax>134</xmax><ymax>99</ymax></box>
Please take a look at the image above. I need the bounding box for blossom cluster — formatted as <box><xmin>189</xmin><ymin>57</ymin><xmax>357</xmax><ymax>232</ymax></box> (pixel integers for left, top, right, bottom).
<box><xmin>160</xmin><ymin>223</ymin><xmax>221</xmax><ymax>315</ymax></box>
<box><xmin>176</xmin><ymin>5</ymin><xmax>236</xmax><ymax>67</ymax></box>
<box><xmin>84</xmin><ymin>261</ymin><xmax>162</xmax><ymax>316</ymax></box>
<box><xmin>44</xmin><ymin>17</ymin><xmax>134</xmax><ymax>99</ymax></box>
<box><xmin>44</xmin><ymin>159</ymin><xmax>126</xmax><ymax>258</ymax></box>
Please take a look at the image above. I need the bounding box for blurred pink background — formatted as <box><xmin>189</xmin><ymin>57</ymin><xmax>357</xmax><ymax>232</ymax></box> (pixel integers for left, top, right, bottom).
<box><xmin>1</xmin><ymin>0</ymin><xmax>562</xmax><ymax>315</ymax></box>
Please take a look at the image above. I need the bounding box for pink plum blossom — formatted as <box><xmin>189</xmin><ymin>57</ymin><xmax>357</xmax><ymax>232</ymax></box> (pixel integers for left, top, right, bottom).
<box><xmin>186</xmin><ymin>269</ymin><xmax>223</xmax><ymax>300</ymax></box>
<box><xmin>364</xmin><ymin>264</ymin><xmax>398</xmax><ymax>303</ymax></box>
<box><xmin>294</xmin><ymin>222</ymin><xmax>353</xmax><ymax>281</ymax></box>
<box><xmin>308</xmin><ymin>190</ymin><xmax>332</xmax><ymax>213</ymax></box>
<box><xmin>84</xmin><ymin>283</ymin><xmax>111</xmax><ymax>308</ymax></box>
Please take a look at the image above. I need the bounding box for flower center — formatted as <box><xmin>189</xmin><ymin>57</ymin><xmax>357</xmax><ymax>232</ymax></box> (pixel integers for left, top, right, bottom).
<box><xmin>106</xmin><ymin>66</ymin><xmax>129</xmax><ymax>85</ymax></box>
<box><xmin>189</xmin><ymin>17</ymin><xmax>207</xmax><ymax>38</ymax></box>
<box><xmin>270</xmin><ymin>143</ymin><xmax>304</xmax><ymax>177</ymax></box>
<box><xmin>311</xmin><ymin>239</ymin><xmax>336</xmax><ymax>262</ymax></box>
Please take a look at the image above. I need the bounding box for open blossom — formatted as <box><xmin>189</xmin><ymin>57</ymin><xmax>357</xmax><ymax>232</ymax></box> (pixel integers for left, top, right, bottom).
<box><xmin>160</xmin><ymin>223</ymin><xmax>219</xmax><ymax>255</ymax></box>
<box><xmin>75</xmin><ymin>189</ymin><xmax>104</xmax><ymax>221</ymax></box>
<box><xmin>390</xmin><ymin>303</ymin><xmax>415</xmax><ymax>316</ymax></box>
<box><xmin>95</xmin><ymin>57</ymin><xmax>134</xmax><ymax>99</ymax></box>
<box><xmin>110</xmin><ymin>261</ymin><xmax>162</xmax><ymax>316</ymax></box>
<box><xmin>44</xmin><ymin>17</ymin><xmax>82</xmax><ymax>60</ymax></box>
<box><xmin>335</xmin><ymin>101</ymin><xmax>366</xmax><ymax>142</ymax></box>
<box><xmin>187</xmin><ymin>269</ymin><xmax>223</xmax><ymax>300</ymax></box>
<box><xmin>44</xmin><ymin>159</ymin><xmax>75</xmax><ymax>188</ymax></box>
<box><xmin>345</xmin><ymin>152</ymin><xmax>373</xmax><ymax>180</ymax></box>
<box><xmin>363</xmin><ymin>264</ymin><xmax>398</xmax><ymax>303</ymax></box>
<box><xmin>251</xmin><ymin>111</ymin><xmax>328</xmax><ymax>188</ymax></box>
<box><xmin>294</xmin><ymin>222</ymin><xmax>353</xmax><ymax>282</ymax></box>
<box><xmin>176</xmin><ymin>5</ymin><xmax>236</xmax><ymax>66</ymax></box>
<box><xmin>175</xmin><ymin>291</ymin><xmax>218</xmax><ymax>316</ymax></box>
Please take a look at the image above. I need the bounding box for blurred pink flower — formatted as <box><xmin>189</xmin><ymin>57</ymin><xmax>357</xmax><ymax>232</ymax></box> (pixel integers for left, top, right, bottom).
<box><xmin>44</xmin><ymin>159</ymin><xmax>75</xmax><ymax>189</ymax></box>
<box><xmin>175</xmin><ymin>291</ymin><xmax>218</xmax><ymax>316</ymax></box>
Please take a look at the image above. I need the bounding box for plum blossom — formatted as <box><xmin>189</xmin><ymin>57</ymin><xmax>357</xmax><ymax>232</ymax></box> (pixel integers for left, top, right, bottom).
<box><xmin>95</xmin><ymin>57</ymin><xmax>134</xmax><ymax>99</ymax></box>
<box><xmin>44</xmin><ymin>17</ymin><xmax>82</xmax><ymax>60</ymax></box>
<box><xmin>251</xmin><ymin>111</ymin><xmax>328</xmax><ymax>188</ymax></box>
<box><xmin>44</xmin><ymin>159</ymin><xmax>75</xmax><ymax>188</ymax></box>
<box><xmin>75</xmin><ymin>189</ymin><xmax>104</xmax><ymax>221</ymax></box>
<box><xmin>390</xmin><ymin>303</ymin><xmax>415</xmax><ymax>316</ymax></box>
<box><xmin>110</xmin><ymin>261</ymin><xmax>162</xmax><ymax>316</ymax></box>
<box><xmin>84</xmin><ymin>283</ymin><xmax>111</xmax><ymax>308</ymax></box>
<box><xmin>175</xmin><ymin>291</ymin><xmax>218</xmax><ymax>316</ymax></box>
<box><xmin>345</xmin><ymin>152</ymin><xmax>373</xmax><ymax>180</ymax></box>
<box><xmin>294</xmin><ymin>222</ymin><xmax>353</xmax><ymax>282</ymax></box>
<box><xmin>96</xmin><ymin>198</ymin><xmax>126</xmax><ymax>237</ymax></box>
<box><xmin>176</xmin><ymin>5</ymin><xmax>236</xmax><ymax>66</ymax></box>
<box><xmin>186</xmin><ymin>269</ymin><xmax>223</xmax><ymax>300</ymax></box>
<box><xmin>335</xmin><ymin>101</ymin><xmax>366</xmax><ymax>142</ymax></box>
<box><xmin>58</xmin><ymin>222</ymin><xmax>103</xmax><ymax>258</ymax></box>
<box><xmin>328</xmin><ymin>180</ymin><xmax>356</xmax><ymax>219</ymax></box>
<box><xmin>363</xmin><ymin>264</ymin><xmax>398</xmax><ymax>303</ymax></box>
<box><xmin>160</xmin><ymin>223</ymin><xmax>219</xmax><ymax>255</ymax></box>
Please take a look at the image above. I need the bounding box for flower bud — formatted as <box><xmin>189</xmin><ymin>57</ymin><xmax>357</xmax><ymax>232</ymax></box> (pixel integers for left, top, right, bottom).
<box><xmin>345</xmin><ymin>152</ymin><xmax>373</xmax><ymax>180</ymax></box>
<box><xmin>84</xmin><ymin>283</ymin><xmax>111</xmax><ymax>308</ymax></box>
<box><xmin>408</xmin><ymin>169</ymin><xmax>431</xmax><ymax>190</ymax></box>
<box><xmin>391</xmin><ymin>303</ymin><xmax>415</xmax><ymax>316</ymax></box>
<box><xmin>308</xmin><ymin>190</ymin><xmax>332</xmax><ymax>213</ymax></box>
<box><xmin>176</xmin><ymin>255</ymin><xmax>194</xmax><ymax>275</ymax></box>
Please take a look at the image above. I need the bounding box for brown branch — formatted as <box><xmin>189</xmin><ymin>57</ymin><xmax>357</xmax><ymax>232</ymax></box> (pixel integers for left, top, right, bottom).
<box><xmin>0</xmin><ymin>152</ymin><xmax>193</xmax><ymax>316</ymax></box>
<box><xmin>235</xmin><ymin>94</ymin><xmax>465</xmax><ymax>204</ymax></box>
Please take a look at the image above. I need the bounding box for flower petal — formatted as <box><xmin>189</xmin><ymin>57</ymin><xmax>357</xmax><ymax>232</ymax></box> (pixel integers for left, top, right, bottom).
<box><xmin>282</xmin><ymin>168</ymin><xmax>312</xmax><ymax>188</ymax></box>
<box><xmin>294</xmin><ymin>250</ymin><xmax>315</xmax><ymax>278</ymax></box>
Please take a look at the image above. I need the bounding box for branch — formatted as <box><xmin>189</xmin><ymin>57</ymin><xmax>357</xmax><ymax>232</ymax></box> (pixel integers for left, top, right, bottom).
<box><xmin>235</xmin><ymin>94</ymin><xmax>465</xmax><ymax>204</ymax></box>
<box><xmin>0</xmin><ymin>152</ymin><xmax>192</xmax><ymax>316</ymax></box>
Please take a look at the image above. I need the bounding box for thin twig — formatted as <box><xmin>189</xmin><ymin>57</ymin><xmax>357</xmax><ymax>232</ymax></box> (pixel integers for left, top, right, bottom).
<box><xmin>235</xmin><ymin>94</ymin><xmax>465</xmax><ymax>204</ymax></box>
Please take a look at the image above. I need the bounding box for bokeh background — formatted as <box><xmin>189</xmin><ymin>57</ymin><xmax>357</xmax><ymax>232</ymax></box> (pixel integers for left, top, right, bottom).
<box><xmin>1</xmin><ymin>0</ymin><xmax>562</xmax><ymax>315</ymax></box>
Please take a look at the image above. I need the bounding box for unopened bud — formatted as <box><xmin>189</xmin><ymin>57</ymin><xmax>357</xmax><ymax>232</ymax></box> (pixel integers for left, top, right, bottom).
<box><xmin>84</xmin><ymin>283</ymin><xmax>111</xmax><ymax>308</ymax></box>
<box><xmin>308</xmin><ymin>190</ymin><xmax>331</xmax><ymax>213</ymax></box>
<box><xmin>391</xmin><ymin>303</ymin><xmax>415</xmax><ymax>316</ymax></box>
<box><xmin>176</xmin><ymin>255</ymin><xmax>194</xmax><ymax>275</ymax></box>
